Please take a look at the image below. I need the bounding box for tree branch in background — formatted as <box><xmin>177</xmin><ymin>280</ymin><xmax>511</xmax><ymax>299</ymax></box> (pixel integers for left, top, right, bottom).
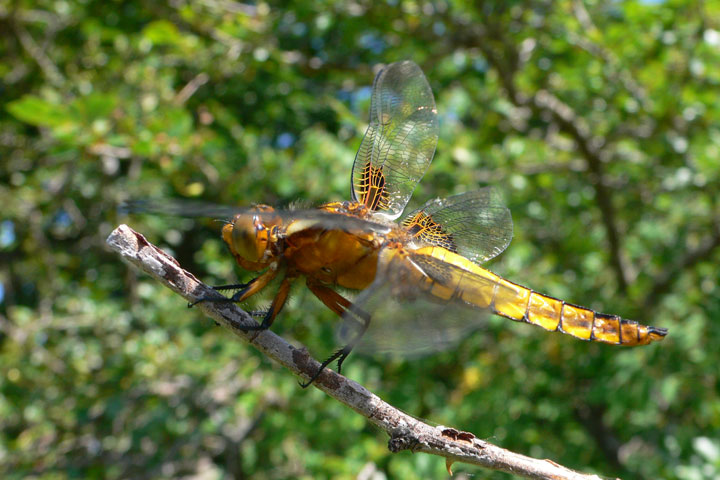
<box><xmin>570</xmin><ymin>0</ymin><xmax>650</xmax><ymax>111</ymax></box>
<box><xmin>453</xmin><ymin>20</ymin><xmax>631</xmax><ymax>293</ymax></box>
<box><xmin>643</xmin><ymin>222</ymin><xmax>720</xmax><ymax>311</ymax></box>
<box><xmin>573</xmin><ymin>403</ymin><xmax>623</xmax><ymax>472</ymax></box>
<box><xmin>11</xmin><ymin>21</ymin><xmax>64</xmax><ymax>87</ymax></box>
<box><xmin>529</xmin><ymin>89</ymin><xmax>630</xmax><ymax>293</ymax></box>
<box><xmin>174</xmin><ymin>72</ymin><xmax>210</xmax><ymax>105</ymax></box>
<box><xmin>107</xmin><ymin>224</ymin><xmax>609</xmax><ymax>480</ymax></box>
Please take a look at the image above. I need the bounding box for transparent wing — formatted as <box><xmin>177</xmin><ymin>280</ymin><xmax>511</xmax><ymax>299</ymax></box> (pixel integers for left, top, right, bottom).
<box><xmin>351</xmin><ymin>61</ymin><xmax>438</xmax><ymax>220</ymax></box>
<box><xmin>338</xmin><ymin>247</ymin><xmax>515</xmax><ymax>356</ymax></box>
<box><xmin>119</xmin><ymin>199</ymin><xmax>393</xmax><ymax>235</ymax></box>
<box><xmin>400</xmin><ymin>188</ymin><xmax>513</xmax><ymax>264</ymax></box>
<box><xmin>338</xmin><ymin>284</ymin><xmax>489</xmax><ymax>357</ymax></box>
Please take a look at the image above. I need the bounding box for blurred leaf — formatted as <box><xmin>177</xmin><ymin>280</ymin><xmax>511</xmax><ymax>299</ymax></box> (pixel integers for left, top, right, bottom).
<box><xmin>142</xmin><ymin>20</ymin><xmax>183</xmax><ymax>46</ymax></box>
<box><xmin>6</xmin><ymin>95</ymin><xmax>70</xmax><ymax>128</ymax></box>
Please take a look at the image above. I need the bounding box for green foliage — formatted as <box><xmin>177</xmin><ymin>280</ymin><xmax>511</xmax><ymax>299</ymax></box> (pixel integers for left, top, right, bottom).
<box><xmin>1</xmin><ymin>0</ymin><xmax>719</xmax><ymax>478</ymax></box>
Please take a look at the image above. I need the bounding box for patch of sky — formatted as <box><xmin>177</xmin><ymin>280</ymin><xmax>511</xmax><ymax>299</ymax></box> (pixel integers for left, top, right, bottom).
<box><xmin>336</xmin><ymin>90</ymin><xmax>353</xmax><ymax>103</ymax></box>
<box><xmin>358</xmin><ymin>33</ymin><xmax>385</xmax><ymax>54</ymax></box>
<box><xmin>342</xmin><ymin>85</ymin><xmax>373</xmax><ymax>116</ymax></box>
<box><xmin>0</xmin><ymin>220</ymin><xmax>15</xmax><ymax>248</ymax></box>
<box><xmin>472</xmin><ymin>57</ymin><xmax>488</xmax><ymax>73</ymax></box>
<box><xmin>53</xmin><ymin>209</ymin><xmax>72</xmax><ymax>228</ymax></box>
<box><xmin>443</xmin><ymin>111</ymin><xmax>459</xmax><ymax>123</ymax></box>
<box><xmin>276</xmin><ymin>132</ymin><xmax>296</xmax><ymax>149</ymax></box>
<box><xmin>291</xmin><ymin>22</ymin><xmax>307</xmax><ymax>36</ymax></box>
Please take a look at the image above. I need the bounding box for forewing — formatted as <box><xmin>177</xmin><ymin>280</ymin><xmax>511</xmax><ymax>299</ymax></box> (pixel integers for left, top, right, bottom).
<box><xmin>338</xmin><ymin>248</ymin><xmax>506</xmax><ymax>356</ymax></box>
<box><xmin>119</xmin><ymin>199</ymin><xmax>392</xmax><ymax>235</ymax></box>
<box><xmin>351</xmin><ymin>61</ymin><xmax>438</xmax><ymax>219</ymax></box>
<box><xmin>401</xmin><ymin>188</ymin><xmax>513</xmax><ymax>263</ymax></box>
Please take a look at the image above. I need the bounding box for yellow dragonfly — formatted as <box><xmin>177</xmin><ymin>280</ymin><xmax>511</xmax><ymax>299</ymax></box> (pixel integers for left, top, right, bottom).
<box><xmin>131</xmin><ymin>61</ymin><xmax>667</xmax><ymax>387</ymax></box>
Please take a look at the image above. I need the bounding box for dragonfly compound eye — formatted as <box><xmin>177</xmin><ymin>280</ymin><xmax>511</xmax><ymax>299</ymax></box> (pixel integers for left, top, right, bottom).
<box><xmin>226</xmin><ymin>214</ymin><xmax>268</xmax><ymax>263</ymax></box>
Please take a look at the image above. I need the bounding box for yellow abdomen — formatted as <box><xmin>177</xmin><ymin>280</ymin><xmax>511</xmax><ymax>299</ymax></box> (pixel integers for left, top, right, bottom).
<box><xmin>414</xmin><ymin>246</ymin><xmax>667</xmax><ymax>346</ymax></box>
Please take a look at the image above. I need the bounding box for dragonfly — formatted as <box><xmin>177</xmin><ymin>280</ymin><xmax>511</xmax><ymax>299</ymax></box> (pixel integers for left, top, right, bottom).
<box><xmin>131</xmin><ymin>61</ymin><xmax>667</xmax><ymax>387</ymax></box>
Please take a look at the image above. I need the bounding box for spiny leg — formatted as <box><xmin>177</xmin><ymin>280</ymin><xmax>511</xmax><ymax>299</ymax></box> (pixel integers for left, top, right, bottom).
<box><xmin>214</xmin><ymin>274</ymin><xmax>294</xmax><ymax>333</ymax></box>
<box><xmin>299</xmin><ymin>313</ymin><xmax>371</xmax><ymax>388</ymax></box>
<box><xmin>189</xmin><ymin>266</ymin><xmax>279</xmax><ymax>307</ymax></box>
<box><xmin>306</xmin><ymin>280</ymin><xmax>354</xmax><ymax>316</ymax></box>
<box><xmin>211</xmin><ymin>282</ymin><xmax>254</xmax><ymax>292</ymax></box>
<box><xmin>301</xmin><ymin>281</ymin><xmax>372</xmax><ymax>387</ymax></box>
<box><xmin>192</xmin><ymin>282</ymin><xmax>255</xmax><ymax>312</ymax></box>
<box><xmin>249</xmin><ymin>275</ymin><xmax>293</xmax><ymax>331</ymax></box>
<box><xmin>311</xmin><ymin>288</ymin><xmax>369</xmax><ymax>373</ymax></box>
<box><xmin>204</xmin><ymin>274</ymin><xmax>293</xmax><ymax>333</ymax></box>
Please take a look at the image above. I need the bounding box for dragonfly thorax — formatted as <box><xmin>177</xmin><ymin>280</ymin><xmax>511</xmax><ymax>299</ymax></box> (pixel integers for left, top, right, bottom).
<box><xmin>320</xmin><ymin>200</ymin><xmax>372</xmax><ymax>218</ymax></box>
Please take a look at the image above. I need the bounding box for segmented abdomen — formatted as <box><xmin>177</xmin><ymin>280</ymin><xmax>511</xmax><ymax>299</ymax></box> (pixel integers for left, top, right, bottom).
<box><xmin>415</xmin><ymin>247</ymin><xmax>667</xmax><ymax>346</ymax></box>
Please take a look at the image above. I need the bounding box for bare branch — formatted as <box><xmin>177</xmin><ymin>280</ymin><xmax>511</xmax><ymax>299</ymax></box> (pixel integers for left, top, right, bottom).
<box><xmin>174</xmin><ymin>72</ymin><xmax>210</xmax><ymax>105</ymax></box>
<box><xmin>12</xmin><ymin>21</ymin><xmax>64</xmax><ymax>87</ymax></box>
<box><xmin>106</xmin><ymin>224</ymin><xmax>610</xmax><ymax>480</ymax></box>
<box><xmin>197</xmin><ymin>0</ymin><xmax>260</xmax><ymax>16</ymax></box>
<box><xmin>87</xmin><ymin>144</ymin><xmax>133</xmax><ymax>159</ymax></box>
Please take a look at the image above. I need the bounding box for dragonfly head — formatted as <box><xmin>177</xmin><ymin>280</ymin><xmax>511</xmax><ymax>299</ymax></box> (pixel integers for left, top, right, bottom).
<box><xmin>223</xmin><ymin>206</ymin><xmax>279</xmax><ymax>264</ymax></box>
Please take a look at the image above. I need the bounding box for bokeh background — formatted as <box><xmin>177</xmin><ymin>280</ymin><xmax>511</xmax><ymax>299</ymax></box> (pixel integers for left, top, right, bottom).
<box><xmin>2</xmin><ymin>1</ymin><xmax>719</xmax><ymax>478</ymax></box>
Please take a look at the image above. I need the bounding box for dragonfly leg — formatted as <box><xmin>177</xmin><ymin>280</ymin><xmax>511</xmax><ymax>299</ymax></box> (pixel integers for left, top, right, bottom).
<box><xmin>213</xmin><ymin>275</ymin><xmax>293</xmax><ymax>332</ymax></box>
<box><xmin>211</xmin><ymin>282</ymin><xmax>254</xmax><ymax>292</ymax></box>
<box><xmin>298</xmin><ymin>318</ymin><xmax>370</xmax><ymax>388</ymax></box>
<box><xmin>244</xmin><ymin>275</ymin><xmax>293</xmax><ymax>331</ymax></box>
<box><xmin>301</xmin><ymin>281</ymin><xmax>371</xmax><ymax>387</ymax></box>
<box><xmin>334</xmin><ymin>305</ymin><xmax>371</xmax><ymax>374</ymax></box>
<box><xmin>306</xmin><ymin>280</ymin><xmax>371</xmax><ymax>348</ymax></box>
<box><xmin>306</xmin><ymin>280</ymin><xmax>354</xmax><ymax>316</ymax></box>
<box><xmin>299</xmin><ymin>347</ymin><xmax>346</xmax><ymax>388</ymax></box>
<box><xmin>189</xmin><ymin>266</ymin><xmax>279</xmax><ymax>307</ymax></box>
<box><xmin>191</xmin><ymin>282</ymin><xmax>255</xmax><ymax>308</ymax></box>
